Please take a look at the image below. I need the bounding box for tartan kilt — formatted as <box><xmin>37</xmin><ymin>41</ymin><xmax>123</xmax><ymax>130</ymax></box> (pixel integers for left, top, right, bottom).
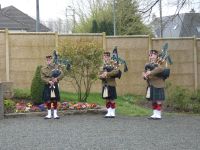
<box><xmin>150</xmin><ymin>85</ymin><xmax>165</xmax><ymax>101</ymax></box>
<box><xmin>42</xmin><ymin>83</ymin><xmax>60</xmax><ymax>102</ymax></box>
<box><xmin>102</xmin><ymin>85</ymin><xmax>117</xmax><ymax>100</ymax></box>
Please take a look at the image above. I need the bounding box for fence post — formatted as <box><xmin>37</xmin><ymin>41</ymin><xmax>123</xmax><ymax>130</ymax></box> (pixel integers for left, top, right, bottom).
<box><xmin>102</xmin><ymin>32</ymin><xmax>106</xmax><ymax>50</ymax></box>
<box><xmin>5</xmin><ymin>29</ymin><xmax>10</xmax><ymax>82</ymax></box>
<box><xmin>0</xmin><ymin>83</ymin><xmax>4</xmax><ymax>119</ymax></box>
<box><xmin>55</xmin><ymin>32</ymin><xmax>58</xmax><ymax>49</ymax></box>
<box><xmin>148</xmin><ymin>35</ymin><xmax>152</xmax><ymax>50</ymax></box>
<box><xmin>193</xmin><ymin>36</ymin><xmax>198</xmax><ymax>91</ymax></box>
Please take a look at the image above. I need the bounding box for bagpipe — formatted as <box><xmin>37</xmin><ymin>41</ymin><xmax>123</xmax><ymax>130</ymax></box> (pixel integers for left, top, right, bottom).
<box><xmin>51</xmin><ymin>50</ymin><xmax>71</xmax><ymax>78</ymax></box>
<box><xmin>103</xmin><ymin>46</ymin><xmax>128</xmax><ymax>79</ymax></box>
<box><xmin>112</xmin><ymin>46</ymin><xmax>128</xmax><ymax>72</ymax></box>
<box><xmin>49</xmin><ymin>50</ymin><xmax>71</xmax><ymax>98</ymax></box>
<box><xmin>144</xmin><ymin>43</ymin><xmax>173</xmax><ymax>80</ymax></box>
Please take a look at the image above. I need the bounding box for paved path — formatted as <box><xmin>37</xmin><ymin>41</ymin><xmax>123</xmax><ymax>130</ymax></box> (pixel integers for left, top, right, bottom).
<box><xmin>0</xmin><ymin>114</ymin><xmax>200</xmax><ymax>150</ymax></box>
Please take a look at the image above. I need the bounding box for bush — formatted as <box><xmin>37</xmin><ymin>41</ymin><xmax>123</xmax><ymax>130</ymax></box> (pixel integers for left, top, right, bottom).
<box><xmin>191</xmin><ymin>89</ymin><xmax>200</xmax><ymax>103</ymax></box>
<box><xmin>58</xmin><ymin>40</ymin><xmax>103</xmax><ymax>102</ymax></box>
<box><xmin>166</xmin><ymin>86</ymin><xmax>190</xmax><ymax>111</ymax></box>
<box><xmin>4</xmin><ymin>99</ymin><xmax>16</xmax><ymax>113</ymax></box>
<box><xmin>13</xmin><ymin>89</ymin><xmax>31</xmax><ymax>100</ymax></box>
<box><xmin>165</xmin><ymin>82</ymin><xmax>200</xmax><ymax>113</ymax></box>
<box><xmin>30</xmin><ymin>65</ymin><xmax>45</xmax><ymax>104</ymax></box>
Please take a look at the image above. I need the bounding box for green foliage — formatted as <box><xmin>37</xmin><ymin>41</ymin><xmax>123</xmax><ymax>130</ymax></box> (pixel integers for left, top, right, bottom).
<box><xmin>13</xmin><ymin>89</ymin><xmax>31</xmax><ymax>100</ymax></box>
<box><xmin>167</xmin><ymin>86</ymin><xmax>190</xmax><ymax>111</ymax></box>
<box><xmin>191</xmin><ymin>89</ymin><xmax>200</xmax><ymax>103</ymax></box>
<box><xmin>90</xmin><ymin>19</ymin><xmax>114</xmax><ymax>35</ymax></box>
<box><xmin>165</xmin><ymin>82</ymin><xmax>200</xmax><ymax>113</ymax></box>
<box><xmin>59</xmin><ymin>40</ymin><xmax>104</xmax><ymax>102</ymax></box>
<box><xmin>91</xmin><ymin>19</ymin><xmax>98</xmax><ymax>33</ymax></box>
<box><xmin>75</xmin><ymin>3</ymin><xmax>114</xmax><ymax>35</ymax></box>
<box><xmin>60</xmin><ymin>92</ymin><xmax>151</xmax><ymax>116</ymax></box>
<box><xmin>115</xmin><ymin>0</ymin><xmax>152</xmax><ymax>35</ymax></box>
<box><xmin>4</xmin><ymin>99</ymin><xmax>16</xmax><ymax>113</ymax></box>
<box><xmin>98</xmin><ymin>20</ymin><xmax>114</xmax><ymax>35</ymax></box>
<box><xmin>30</xmin><ymin>65</ymin><xmax>45</xmax><ymax>104</ymax></box>
<box><xmin>74</xmin><ymin>0</ymin><xmax>152</xmax><ymax>35</ymax></box>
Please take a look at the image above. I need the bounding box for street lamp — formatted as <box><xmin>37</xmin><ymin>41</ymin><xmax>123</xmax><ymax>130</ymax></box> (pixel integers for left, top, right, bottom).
<box><xmin>159</xmin><ymin>0</ymin><xmax>163</xmax><ymax>37</ymax></box>
<box><xmin>66</xmin><ymin>6</ymin><xmax>76</xmax><ymax>30</ymax></box>
<box><xmin>113</xmin><ymin>0</ymin><xmax>116</xmax><ymax>36</ymax></box>
<box><xmin>36</xmin><ymin>0</ymin><xmax>40</xmax><ymax>32</ymax></box>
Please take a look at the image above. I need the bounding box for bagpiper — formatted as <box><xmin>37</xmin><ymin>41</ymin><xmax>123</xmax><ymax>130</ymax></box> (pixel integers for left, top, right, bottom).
<box><xmin>99</xmin><ymin>51</ymin><xmax>120</xmax><ymax>118</ymax></box>
<box><xmin>41</xmin><ymin>55</ymin><xmax>64</xmax><ymax>119</ymax></box>
<box><xmin>143</xmin><ymin>50</ymin><xmax>166</xmax><ymax>119</ymax></box>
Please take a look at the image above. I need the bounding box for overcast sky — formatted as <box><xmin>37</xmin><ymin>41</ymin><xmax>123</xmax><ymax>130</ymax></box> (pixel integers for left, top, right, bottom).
<box><xmin>0</xmin><ymin>0</ymin><xmax>200</xmax><ymax>23</ymax></box>
<box><xmin>0</xmin><ymin>0</ymin><xmax>75</xmax><ymax>21</ymax></box>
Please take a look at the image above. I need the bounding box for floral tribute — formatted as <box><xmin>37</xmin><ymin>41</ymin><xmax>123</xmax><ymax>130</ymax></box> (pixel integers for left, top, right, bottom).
<box><xmin>15</xmin><ymin>101</ymin><xmax>100</xmax><ymax>113</ymax></box>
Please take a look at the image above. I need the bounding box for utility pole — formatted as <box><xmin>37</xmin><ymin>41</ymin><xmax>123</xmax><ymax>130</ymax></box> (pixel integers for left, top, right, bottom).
<box><xmin>72</xmin><ymin>9</ymin><xmax>75</xmax><ymax>29</ymax></box>
<box><xmin>66</xmin><ymin>6</ymin><xmax>76</xmax><ymax>31</ymax></box>
<box><xmin>36</xmin><ymin>0</ymin><xmax>40</xmax><ymax>32</ymax></box>
<box><xmin>113</xmin><ymin>0</ymin><xmax>116</xmax><ymax>36</ymax></box>
<box><xmin>159</xmin><ymin>0</ymin><xmax>163</xmax><ymax>37</ymax></box>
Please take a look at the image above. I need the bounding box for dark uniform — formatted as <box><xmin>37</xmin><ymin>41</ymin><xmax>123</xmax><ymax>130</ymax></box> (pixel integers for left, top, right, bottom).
<box><xmin>144</xmin><ymin>49</ymin><xmax>165</xmax><ymax>119</ymax></box>
<box><xmin>41</xmin><ymin>59</ymin><xmax>64</xmax><ymax>119</ymax></box>
<box><xmin>41</xmin><ymin>63</ymin><xmax>64</xmax><ymax>102</ymax></box>
<box><xmin>147</xmin><ymin>65</ymin><xmax>165</xmax><ymax>101</ymax></box>
<box><xmin>101</xmin><ymin>61</ymin><xmax>119</xmax><ymax>100</ymax></box>
<box><xmin>99</xmin><ymin>57</ymin><xmax>120</xmax><ymax>118</ymax></box>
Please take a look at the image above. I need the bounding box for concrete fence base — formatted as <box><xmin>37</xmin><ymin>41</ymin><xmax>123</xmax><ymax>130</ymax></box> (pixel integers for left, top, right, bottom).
<box><xmin>0</xmin><ymin>81</ymin><xmax>14</xmax><ymax>119</ymax></box>
<box><xmin>0</xmin><ymin>83</ymin><xmax>4</xmax><ymax>119</ymax></box>
<box><xmin>1</xmin><ymin>82</ymin><xmax>13</xmax><ymax>99</ymax></box>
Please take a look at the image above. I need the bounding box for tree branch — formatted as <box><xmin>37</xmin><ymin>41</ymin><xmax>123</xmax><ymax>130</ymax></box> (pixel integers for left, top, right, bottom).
<box><xmin>138</xmin><ymin>0</ymin><xmax>159</xmax><ymax>14</ymax></box>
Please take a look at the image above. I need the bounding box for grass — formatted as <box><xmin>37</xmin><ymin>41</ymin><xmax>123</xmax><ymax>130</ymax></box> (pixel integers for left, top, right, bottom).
<box><xmin>60</xmin><ymin>92</ymin><xmax>151</xmax><ymax>116</ymax></box>
<box><xmin>11</xmin><ymin>88</ymin><xmax>152</xmax><ymax>116</ymax></box>
<box><xmin>13</xmin><ymin>88</ymin><xmax>200</xmax><ymax>116</ymax></box>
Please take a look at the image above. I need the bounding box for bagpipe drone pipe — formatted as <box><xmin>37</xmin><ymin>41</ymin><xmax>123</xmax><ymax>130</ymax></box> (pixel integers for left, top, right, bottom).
<box><xmin>103</xmin><ymin>46</ymin><xmax>128</xmax><ymax>79</ymax></box>
<box><xmin>144</xmin><ymin>43</ymin><xmax>173</xmax><ymax>80</ymax></box>
<box><xmin>51</xmin><ymin>50</ymin><xmax>71</xmax><ymax>78</ymax></box>
<box><xmin>49</xmin><ymin>50</ymin><xmax>72</xmax><ymax>98</ymax></box>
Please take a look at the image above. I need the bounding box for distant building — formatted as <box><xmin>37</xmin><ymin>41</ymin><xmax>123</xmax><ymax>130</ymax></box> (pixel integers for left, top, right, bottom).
<box><xmin>0</xmin><ymin>5</ymin><xmax>50</xmax><ymax>32</ymax></box>
<box><xmin>151</xmin><ymin>10</ymin><xmax>200</xmax><ymax>38</ymax></box>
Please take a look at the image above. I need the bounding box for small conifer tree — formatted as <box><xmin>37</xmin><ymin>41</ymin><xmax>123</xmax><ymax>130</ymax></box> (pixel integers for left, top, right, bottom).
<box><xmin>31</xmin><ymin>65</ymin><xmax>45</xmax><ymax>104</ymax></box>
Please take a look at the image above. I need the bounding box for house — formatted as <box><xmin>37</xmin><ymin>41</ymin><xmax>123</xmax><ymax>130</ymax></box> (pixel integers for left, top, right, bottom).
<box><xmin>0</xmin><ymin>5</ymin><xmax>50</xmax><ymax>32</ymax></box>
<box><xmin>151</xmin><ymin>10</ymin><xmax>200</xmax><ymax>38</ymax></box>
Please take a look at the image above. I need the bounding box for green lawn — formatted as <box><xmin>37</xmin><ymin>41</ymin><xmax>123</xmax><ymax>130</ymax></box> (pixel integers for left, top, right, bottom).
<box><xmin>60</xmin><ymin>92</ymin><xmax>151</xmax><ymax>116</ymax></box>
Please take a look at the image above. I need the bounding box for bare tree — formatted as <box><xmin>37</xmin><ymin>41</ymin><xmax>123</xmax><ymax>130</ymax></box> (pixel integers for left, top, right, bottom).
<box><xmin>138</xmin><ymin>0</ymin><xmax>198</xmax><ymax>21</ymax></box>
<box><xmin>42</xmin><ymin>18</ymin><xmax>70</xmax><ymax>33</ymax></box>
<box><xmin>70</xmin><ymin>0</ymin><xmax>108</xmax><ymax>23</ymax></box>
<box><xmin>137</xmin><ymin>0</ymin><xmax>199</xmax><ymax>37</ymax></box>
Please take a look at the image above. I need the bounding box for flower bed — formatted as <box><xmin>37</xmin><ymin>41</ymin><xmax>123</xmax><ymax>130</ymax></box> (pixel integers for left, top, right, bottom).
<box><xmin>5</xmin><ymin>100</ymin><xmax>101</xmax><ymax>113</ymax></box>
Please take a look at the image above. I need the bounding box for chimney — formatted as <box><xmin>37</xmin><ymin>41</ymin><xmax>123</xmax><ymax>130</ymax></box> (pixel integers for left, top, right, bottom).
<box><xmin>190</xmin><ymin>8</ymin><xmax>195</xmax><ymax>13</ymax></box>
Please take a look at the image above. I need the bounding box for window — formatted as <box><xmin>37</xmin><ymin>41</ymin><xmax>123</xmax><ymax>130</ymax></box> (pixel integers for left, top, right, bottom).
<box><xmin>196</xmin><ymin>26</ymin><xmax>200</xmax><ymax>33</ymax></box>
<box><xmin>173</xmin><ymin>25</ymin><xmax>178</xmax><ymax>30</ymax></box>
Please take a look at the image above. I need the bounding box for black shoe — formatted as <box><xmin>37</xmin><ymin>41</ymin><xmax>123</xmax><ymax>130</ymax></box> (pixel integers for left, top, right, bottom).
<box><xmin>110</xmin><ymin>116</ymin><xmax>115</xmax><ymax>118</ymax></box>
<box><xmin>54</xmin><ymin>116</ymin><xmax>60</xmax><ymax>119</ymax></box>
<box><xmin>104</xmin><ymin>116</ymin><xmax>110</xmax><ymax>118</ymax></box>
<box><xmin>44</xmin><ymin>117</ymin><xmax>52</xmax><ymax>119</ymax></box>
<box><xmin>148</xmin><ymin>117</ymin><xmax>162</xmax><ymax>120</ymax></box>
<box><xmin>153</xmin><ymin>117</ymin><xmax>162</xmax><ymax>120</ymax></box>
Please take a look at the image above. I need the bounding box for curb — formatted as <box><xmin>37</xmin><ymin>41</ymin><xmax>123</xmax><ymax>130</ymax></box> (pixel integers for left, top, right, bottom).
<box><xmin>4</xmin><ymin>108</ymin><xmax>107</xmax><ymax>119</ymax></box>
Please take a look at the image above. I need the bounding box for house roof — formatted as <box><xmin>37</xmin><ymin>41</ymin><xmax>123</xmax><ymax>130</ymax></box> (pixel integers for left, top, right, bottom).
<box><xmin>152</xmin><ymin>13</ymin><xmax>200</xmax><ymax>37</ymax></box>
<box><xmin>180</xmin><ymin>13</ymin><xmax>200</xmax><ymax>37</ymax></box>
<box><xmin>0</xmin><ymin>12</ymin><xmax>28</xmax><ymax>30</ymax></box>
<box><xmin>0</xmin><ymin>5</ymin><xmax>50</xmax><ymax>32</ymax></box>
